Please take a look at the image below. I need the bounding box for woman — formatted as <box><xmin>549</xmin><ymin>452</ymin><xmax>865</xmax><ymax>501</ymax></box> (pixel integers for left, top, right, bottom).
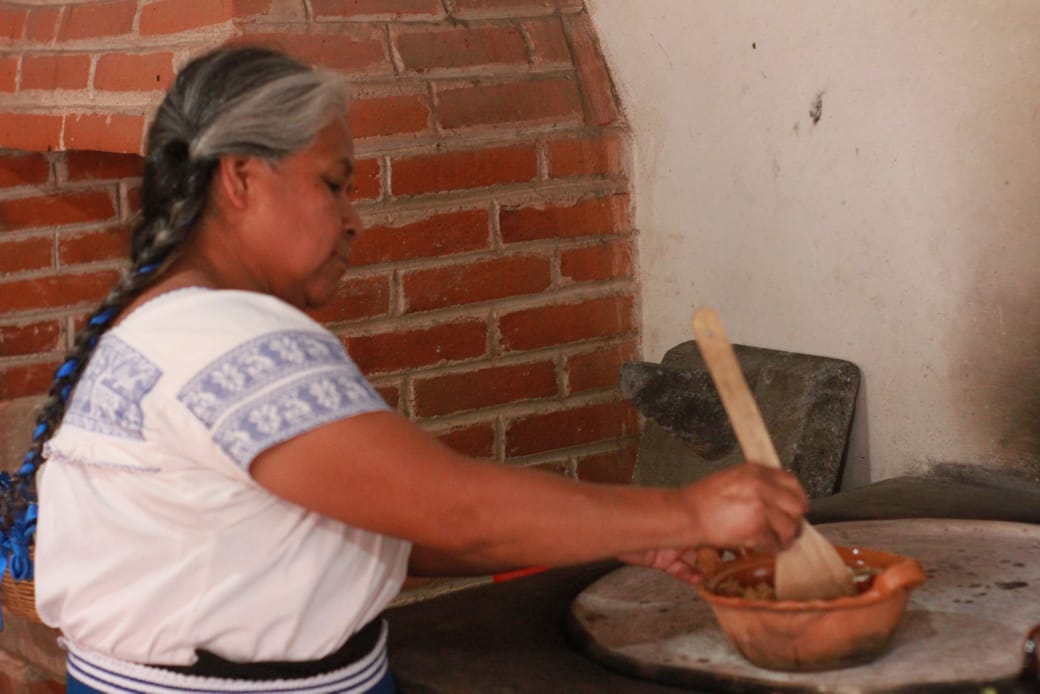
<box><xmin>19</xmin><ymin>45</ymin><xmax>808</xmax><ymax>693</ymax></box>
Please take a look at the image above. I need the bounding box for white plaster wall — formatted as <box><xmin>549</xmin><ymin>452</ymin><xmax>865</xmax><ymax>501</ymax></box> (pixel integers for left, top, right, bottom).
<box><xmin>587</xmin><ymin>0</ymin><xmax>1040</xmax><ymax>487</ymax></box>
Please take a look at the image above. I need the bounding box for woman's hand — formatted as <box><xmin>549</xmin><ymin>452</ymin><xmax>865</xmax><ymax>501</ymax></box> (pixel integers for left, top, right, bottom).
<box><xmin>681</xmin><ymin>462</ymin><xmax>808</xmax><ymax>553</ymax></box>
<box><xmin>616</xmin><ymin>547</ymin><xmax>714</xmax><ymax>585</ymax></box>
<box><xmin>619</xmin><ymin>463</ymin><xmax>808</xmax><ymax>583</ymax></box>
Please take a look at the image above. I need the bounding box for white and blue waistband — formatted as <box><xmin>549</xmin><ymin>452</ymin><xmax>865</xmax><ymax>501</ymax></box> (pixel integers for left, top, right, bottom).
<box><xmin>64</xmin><ymin>622</ymin><xmax>390</xmax><ymax>694</ymax></box>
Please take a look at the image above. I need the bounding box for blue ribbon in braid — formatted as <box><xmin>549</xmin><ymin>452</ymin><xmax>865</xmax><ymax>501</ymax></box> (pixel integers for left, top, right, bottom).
<box><xmin>30</xmin><ymin>422</ymin><xmax>48</xmax><ymax>442</ymax></box>
<box><xmin>0</xmin><ymin>505</ymin><xmax>37</xmax><ymax>582</ymax></box>
<box><xmin>89</xmin><ymin>307</ymin><xmax>119</xmax><ymax>327</ymax></box>
<box><xmin>0</xmin><ymin>492</ymin><xmax>36</xmax><ymax>630</ymax></box>
<box><xmin>55</xmin><ymin>357</ymin><xmax>78</xmax><ymax>379</ymax></box>
<box><xmin>18</xmin><ymin>451</ymin><xmax>41</xmax><ymax>477</ymax></box>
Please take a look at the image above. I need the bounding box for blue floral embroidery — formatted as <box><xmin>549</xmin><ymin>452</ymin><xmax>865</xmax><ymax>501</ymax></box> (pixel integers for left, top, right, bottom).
<box><xmin>213</xmin><ymin>367</ymin><xmax>386</xmax><ymax>468</ymax></box>
<box><xmin>65</xmin><ymin>336</ymin><xmax>162</xmax><ymax>440</ymax></box>
<box><xmin>179</xmin><ymin>331</ymin><xmax>388</xmax><ymax>468</ymax></box>
<box><xmin>177</xmin><ymin>331</ymin><xmax>346</xmax><ymax>427</ymax></box>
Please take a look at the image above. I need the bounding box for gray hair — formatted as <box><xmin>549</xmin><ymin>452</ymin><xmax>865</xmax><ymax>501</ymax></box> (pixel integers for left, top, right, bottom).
<box><xmin>141</xmin><ymin>45</ymin><xmax>351</xmax><ymax>261</ymax></box>
<box><xmin>14</xmin><ymin>46</ymin><xmax>351</xmax><ymax>520</ymax></box>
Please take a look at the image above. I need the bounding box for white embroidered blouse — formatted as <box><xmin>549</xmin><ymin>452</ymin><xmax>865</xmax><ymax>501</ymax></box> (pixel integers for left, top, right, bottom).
<box><xmin>35</xmin><ymin>288</ymin><xmax>411</xmax><ymax>666</ymax></box>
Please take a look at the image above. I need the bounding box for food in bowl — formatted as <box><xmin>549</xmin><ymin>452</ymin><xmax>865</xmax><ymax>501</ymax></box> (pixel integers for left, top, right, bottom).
<box><xmin>695</xmin><ymin>545</ymin><xmax>926</xmax><ymax>672</ymax></box>
<box><xmin>713</xmin><ymin>564</ymin><xmax>883</xmax><ymax>601</ymax></box>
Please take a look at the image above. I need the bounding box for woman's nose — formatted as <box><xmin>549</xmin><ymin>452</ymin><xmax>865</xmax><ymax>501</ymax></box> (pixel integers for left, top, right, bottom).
<box><xmin>342</xmin><ymin>199</ymin><xmax>363</xmax><ymax>238</ymax></box>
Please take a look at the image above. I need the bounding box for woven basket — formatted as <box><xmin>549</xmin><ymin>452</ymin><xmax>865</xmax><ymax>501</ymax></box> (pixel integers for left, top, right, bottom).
<box><xmin>0</xmin><ymin>549</ymin><xmax>41</xmax><ymax>623</ymax></box>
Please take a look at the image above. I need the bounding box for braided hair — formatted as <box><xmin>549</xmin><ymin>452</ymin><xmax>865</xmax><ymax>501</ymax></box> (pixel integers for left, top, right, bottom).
<box><xmin>1</xmin><ymin>45</ymin><xmax>351</xmax><ymax>579</ymax></box>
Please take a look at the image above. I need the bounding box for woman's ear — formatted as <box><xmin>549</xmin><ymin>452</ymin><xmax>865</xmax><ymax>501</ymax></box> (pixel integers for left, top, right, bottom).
<box><xmin>214</xmin><ymin>155</ymin><xmax>264</xmax><ymax>211</ymax></box>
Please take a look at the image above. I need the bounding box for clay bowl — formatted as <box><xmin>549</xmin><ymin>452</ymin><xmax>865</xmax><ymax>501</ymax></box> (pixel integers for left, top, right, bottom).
<box><xmin>695</xmin><ymin>545</ymin><xmax>926</xmax><ymax>672</ymax></box>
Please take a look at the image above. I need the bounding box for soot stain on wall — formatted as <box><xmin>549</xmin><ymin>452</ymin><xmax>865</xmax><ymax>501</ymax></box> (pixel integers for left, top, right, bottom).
<box><xmin>809</xmin><ymin>90</ymin><xmax>825</xmax><ymax>125</ymax></box>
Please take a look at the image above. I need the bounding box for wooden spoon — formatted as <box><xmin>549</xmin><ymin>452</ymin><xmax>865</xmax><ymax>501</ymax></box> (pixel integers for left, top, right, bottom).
<box><xmin>692</xmin><ymin>307</ymin><xmax>855</xmax><ymax>601</ymax></box>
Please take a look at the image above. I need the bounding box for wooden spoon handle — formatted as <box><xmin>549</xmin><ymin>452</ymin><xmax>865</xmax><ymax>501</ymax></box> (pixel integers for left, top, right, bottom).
<box><xmin>691</xmin><ymin>307</ymin><xmax>780</xmax><ymax>469</ymax></box>
<box><xmin>692</xmin><ymin>306</ymin><xmax>856</xmax><ymax>600</ymax></box>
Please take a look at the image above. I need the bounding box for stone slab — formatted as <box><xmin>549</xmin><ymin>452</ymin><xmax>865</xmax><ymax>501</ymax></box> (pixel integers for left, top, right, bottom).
<box><xmin>571</xmin><ymin>519</ymin><xmax>1040</xmax><ymax>693</ymax></box>
<box><xmin>808</xmin><ymin>463</ymin><xmax>1040</xmax><ymax>525</ymax></box>
<box><xmin>622</xmin><ymin>342</ymin><xmax>860</xmax><ymax>498</ymax></box>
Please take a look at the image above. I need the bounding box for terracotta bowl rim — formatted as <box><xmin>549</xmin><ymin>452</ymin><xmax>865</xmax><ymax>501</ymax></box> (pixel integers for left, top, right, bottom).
<box><xmin>695</xmin><ymin>544</ymin><xmax>923</xmax><ymax>611</ymax></box>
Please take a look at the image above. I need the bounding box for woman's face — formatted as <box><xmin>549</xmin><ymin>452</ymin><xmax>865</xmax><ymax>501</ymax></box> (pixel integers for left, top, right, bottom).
<box><xmin>242</xmin><ymin>116</ymin><xmax>363</xmax><ymax>310</ymax></box>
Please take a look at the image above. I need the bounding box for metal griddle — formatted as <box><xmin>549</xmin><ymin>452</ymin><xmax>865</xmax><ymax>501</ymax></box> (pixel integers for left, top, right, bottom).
<box><xmin>570</xmin><ymin>519</ymin><xmax>1040</xmax><ymax>692</ymax></box>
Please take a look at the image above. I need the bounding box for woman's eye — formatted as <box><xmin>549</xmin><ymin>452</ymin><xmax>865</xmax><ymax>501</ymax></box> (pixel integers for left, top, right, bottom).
<box><xmin>324</xmin><ymin>179</ymin><xmax>343</xmax><ymax>193</ymax></box>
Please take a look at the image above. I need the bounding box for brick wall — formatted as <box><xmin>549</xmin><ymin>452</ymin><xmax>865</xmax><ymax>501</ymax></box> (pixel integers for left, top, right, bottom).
<box><xmin>0</xmin><ymin>0</ymin><xmax>639</xmax><ymax>685</ymax></box>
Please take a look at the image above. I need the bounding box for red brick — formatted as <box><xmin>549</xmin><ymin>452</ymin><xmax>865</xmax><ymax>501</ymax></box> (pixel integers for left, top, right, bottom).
<box><xmin>65</xmin><ymin>151</ymin><xmax>142</xmax><ymax>182</ymax></box>
<box><xmin>451</xmin><ymin>0</ymin><xmax>562</xmax><ymax>18</ymax></box>
<box><xmin>231</xmin><ymin>0</ymin><xmax>275</xmax><ymax>19</ymax></box>
<box><xmin>345</xmin><ymin>320</ymin><xmax>487</xmax><ymax>375</ymax></box>
<box><xmin>566</xmin><ymin>339</ymin><xmax>637</xmax><ymax>393</ymax></box>
<box><xmin>0</xmin><ymin>190</ymin><xmax>116</xmax><ymax>231</ymax></box>
<box><xmin>125</xmin><ymin>184</ymin><xmax>142</xmax><ymax>215</ymax></box>
<box><xmin>94</xmin><ymin>52</ymin><xmax>175</xmax><ymax>92</ymax></box>
<box><xmin>397</xmin><ymin>26</ymin><xmax>526</xmax><ymax>72</ymax></box>
<box><xmin>547</xmin><ymin>132</ymin><xmax>623</xmax><ymax>179</ymax></box>
<box><xmin>0</xmin><ymin>236</ymin><xmax>52</xmax><ymax>274</ymax></box>
<box><xmin>0</xmin><ymin>56</ymin><xmax>16</xmax><ymax>93</ymax></box>
<box><xmin>403</xmin><ymin>254</ymin><xmax>551</xmax><ymax>313</ymax></box>
<box><xmin>529</xmin><ymin>460</ymin><xmax>569</xmax><ymax>476</ymax></box>
<box><xmin>21</xmin><ymin>53</ymin><xmax>91</xmax><ymax>91</ymax></box>
<box><xmin>0</xmin><ymin>269</ymin><xmax>119</xmax><ymax>313</ymax></box>
<box><xmin>305</xmin><ymin>274</ymin><xmax>390</xmax><ymax>323</ymax></box>
<box><xmin>0</xmin><ymin>152</ymin><xmax>50</xmax><ymax>188</ymax></box>
<box><xmin>505</xmin><ymin>400</ymin><xmax>638</xmax><ymax>457</ymax></box>
<box><xmin>352</xmin><ymin>210</ymin><xmax>488</xmax><ymax>266</ymax></box>
<box><xmin>351</xmin><ymin>158</ymin><xmax>380</xmax><ymax>200</ymax></box>
<box><xmin>414</xmin><ymin>360</ymin><xmax>557</xmax><ymax>417</ymax></box>
<box><xmin>242</xmin><ymin>32</ymin><xmax>389</xmax><ymax>74</ymax></box>
<box><xmin>59</xmin><ymin>0</ymin><xmax>136</xmax><ymax>41</ymax></box>
<box><xmin>575</xmin><ymin>443</ymin><xmax>639</xmax><ymax>484</ymax></box>
<box><xmin>0</xmin><ymin>114</ymin><xmax>63</xmax><ymax>152</ymax></box>
<box><xmin>435</xmin><ymin>422</ymin><xmax>495</xmax><ymax>458</ymax></box>
<box><xmin>311</xmin><ymin>0</ymin><xmax>445</xmax><ymax>18</ymax></box>
<box><xmin>391</xmin><ymin>145</ymin><xmax>537</xmax><ymax>197</ymax></box>
<box><xmin>499</xmin><ymin>295</ymin><xmax>635</xmax><ymax>352</ymax></box>
<box><xmin>0</xmin><ymin>360</ymin><xmax>58</xmax><ymax>399</ymax></box>
<box><xmin>71</xmin><ymin>310</ymin><xmax>91</xmax><ymax>334</ymax></box>
<box><xmin>139</xmin><ymin>0</ymin><xmax>231</xmax><ymax>35</ymax></box>
<box><xmin>0</xmin><ymin>320</ymin><xmax>62</xmax><ymax>358</ymax></box>
<box><xmin>500</xmin><ymin>194</ymin><xmax>630</xmax><ymax>244</ymax></box>
<box><xmin>350</xmin><ymin>95</ymin><xmax>430</xmax><ymax>139</ymax></box>
<box><xmin>25</xmin><ymin>7</ymin><xmax>62</xmax><ymax>44</ymax></box>
<box><xmin>65</xmin><ymin>113</ymin><xmax>145</xmax><ymax>154</ymax></box>
<box><xmin>0</xmin><ymin>6</ymin><xmax>26</xmax><ymax>40</ymax></box>
<box><xmin>58</xmin><ymin>224</ymin><xmax>132</xmax><ymax>265</ymax></box>
<box><xmin>437</xmin><ymin>78</ymin><xmax>582</xmax><ymax>130</ymax></box>
<box><xmin>525</xmin><ymin>18</ymin><xmax>570</xmax><ymax>64</ymax></box>
<box><xmin>564</xmin><ymin>12</ymin><xmax>620</xmax><ymax>126</ymax></box>
<box><xmin>560</xmin><ymin>238</ymin><xmax>633</xmax><ymax>283</ymax></box>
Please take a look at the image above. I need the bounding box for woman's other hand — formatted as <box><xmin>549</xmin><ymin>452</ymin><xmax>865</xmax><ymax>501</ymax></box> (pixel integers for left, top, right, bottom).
<box><xmin>616</xmin><ymin>547</ymin><xmax>716</xmax><ymax>585</ymax></box>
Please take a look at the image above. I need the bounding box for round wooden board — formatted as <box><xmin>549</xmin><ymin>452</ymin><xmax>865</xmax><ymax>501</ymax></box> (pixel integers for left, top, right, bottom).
<box><xmin>570</xmin><ymin>520</ymin><xmax>1040</xmax><ymax>692</ymax></box>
